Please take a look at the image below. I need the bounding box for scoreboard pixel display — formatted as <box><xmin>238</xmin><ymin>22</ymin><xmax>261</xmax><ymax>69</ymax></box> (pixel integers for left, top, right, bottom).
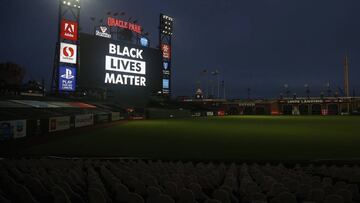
<box><xmin>79</xmin><ymin>34</ymin><xmax>162</xmax><ymax>106</ymax></box>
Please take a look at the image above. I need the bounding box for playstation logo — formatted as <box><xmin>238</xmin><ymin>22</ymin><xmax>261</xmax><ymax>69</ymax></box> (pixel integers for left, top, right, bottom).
<box><xmin>61</xmin><ymin>68</ymin><xmax>75</xmax><ymax>80</ymax></box>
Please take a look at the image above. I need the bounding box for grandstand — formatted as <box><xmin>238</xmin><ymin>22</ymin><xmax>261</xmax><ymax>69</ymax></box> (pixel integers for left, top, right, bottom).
<box><xmin>1</xmin><ymin>158</ymin><xmax>359</xmax><ymax>203</ymax></box>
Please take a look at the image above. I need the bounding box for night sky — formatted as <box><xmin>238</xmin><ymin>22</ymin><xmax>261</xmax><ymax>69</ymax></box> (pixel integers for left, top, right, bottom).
<box><xmin>1</xmin><ymin>0</ymin><xmax>360</xmax><ymax>99</ymax></box>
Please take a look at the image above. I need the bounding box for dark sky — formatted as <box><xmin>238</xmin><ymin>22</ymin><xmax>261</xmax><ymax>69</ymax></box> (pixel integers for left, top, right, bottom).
<box><xmin>1</xmin><ymin>0</ymin><xmax>360</xmax><ymax>99</ymax></box>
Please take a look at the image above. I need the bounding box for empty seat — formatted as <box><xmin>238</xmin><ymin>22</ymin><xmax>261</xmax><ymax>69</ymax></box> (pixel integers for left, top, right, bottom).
<box><xmin>270</xmin><ymin>191</ymin><xmax>297</xmax><ymax>203</ymax></box>
<box><xmin>324</xmin><ymin>194</ymin><xmax>345</xmax><ymax>203</ymax></box>
<box><xmin>53</xmin><ymin>186</ymin><xmax>71</xmax><ymax>203</ymax></box>
<box><xmin>158</xmin><ymin>194</ymin><xmax>175</xmax><ymax>203</ymax></box>
<box><xmin>127</xmin><ymin>192</ymin><xmax>145</xmax><ymax>203</ymax></box>
<box><xmin>88</xmin><ymin>188</ymin><xmax>106</xmax><ymax>203</ymax></box>
<box><xmin>307</xmin><ymin>188</ymin><xmax>325</xmax><ymax>203</ymax></box>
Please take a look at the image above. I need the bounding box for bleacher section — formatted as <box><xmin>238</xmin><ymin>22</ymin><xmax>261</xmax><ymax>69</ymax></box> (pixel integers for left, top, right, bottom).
<box><xmin>0</xmin><ymin>159</ymin><xmax>359</xmax><ymax>203</ymax></box>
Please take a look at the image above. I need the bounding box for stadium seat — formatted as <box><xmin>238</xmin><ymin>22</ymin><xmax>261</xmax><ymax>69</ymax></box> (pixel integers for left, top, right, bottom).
<box><xmin>270</xmin><ymin>191</ymin><xmax>297</xmax><ymax>203</ymax></box>
<box><xmin>307</xmin><ymin>188</ymin><xmax>325</xmax><ymax>203</ymax></box>
<box><xmin>88</xmin><ymin>188</ymin><xmax>106</xmax><ymax>203</ymax></box>
<box><xmin>128</xmin><ymin>192</ymin><xmax>145</xmax><ymax>203</ymax></box>
<box><xmin>189</xmin><ymin>182</ymin><xmax>208</xmax><ymax>201</ymax></box>
<box><xmin>336</xmin><ymin>189</ymin><xmax>353</xmax><ymax>203</ymax></box>
<box><xmin>0</xmin><ymin>194</ymin><xmax>10</xmax><ymax>203</ymax></box>
<box><xmin>157</xmin><ymin>194</ymin><xmax>175</xmax><ymax>203</ymax></box>
<box><xmin>324</xmin><ymin>194</ymin><xmax>345</xmax><ymax>203</ymax></box>
<box><xmin>213</xmin><ymin>189</ymin><xmax>231</xmax><ymax>203</ymax></box>
<box><xmin>204</xmin><ymin>199</ymin><xmax>222</xmax><ymax>203</ymax></box>
<box><xmin>52</xmin><ymin>186</ymin><xmax>72</xmax><ymax>203</ymax></box>
<box><xmin>178</xmin><ymin>188</ymin><xmax>196</xmax><ymax>203</ymax></box>
<box><xmin>1</xmin><ymin>159</ymin><xmax>360</xmax><ymax>203</ymax></box>
<box><xmin>146</xmin><ymin>186</ymin><xmax>161</xmax><ymax>203</ymax></box>
<box><xmin>114</xmin><ymin>183</ymin><xmax>130</xmax><ymax>202</ymax></box>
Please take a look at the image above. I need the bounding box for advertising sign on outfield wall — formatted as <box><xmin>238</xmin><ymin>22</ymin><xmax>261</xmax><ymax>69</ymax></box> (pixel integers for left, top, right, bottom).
<box><xmin>75</xmin><ymin>114</ymin><xmax>94</xmax><ymax>128</ymax></box>
<box><xmin>111</xmin><ymin>112</ymin><xmax>121</xmax><ymax>121</ymax></box>
<box><xmin>0</xmin><ymin>120</ymin><xmax>27</xmax><ymax>141</ymax></box>
<box><xmin>96</xmin><ymin>114</ymin><xmax>110</xmax><ymax>124</ymax></box>
<box><xmin>49</xmin><ymin>116</ymin><xmax>70</xmax><ymax>132</ymax></box>
<box><xmin>206</xmin><ymin>111</ymin><xmax>214</xmax><ymax>116</ymax></box>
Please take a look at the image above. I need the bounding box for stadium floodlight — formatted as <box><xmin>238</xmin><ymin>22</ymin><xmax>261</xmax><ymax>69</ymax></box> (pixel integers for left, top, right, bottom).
<box><xmin>62</xmin><ymin>0</ymin><xmax>80</xmax><ymax>8</ymax></box>
<box><xmin>160</xmin><ymin>14</ymin><xmax>174</xmax><ymax>36</ymax></box>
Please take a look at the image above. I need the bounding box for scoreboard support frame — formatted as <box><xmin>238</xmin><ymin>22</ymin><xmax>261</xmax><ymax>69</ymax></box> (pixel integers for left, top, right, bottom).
<box><xmin>51</xmin><ymin>0</ymin><xmax>81</xmax><ymax>93</ymax></box>
<box><xmin>159</xmin><ymin>14</ymin><xmax>174</xmax><ymax>98</ymax></box>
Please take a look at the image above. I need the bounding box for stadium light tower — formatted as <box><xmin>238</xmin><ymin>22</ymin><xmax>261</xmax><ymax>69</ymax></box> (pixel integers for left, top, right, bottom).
<box><xmin>211</xmin><ymin>70</ymin><xmax>220</xmax><ymax>99</ymax></box>
<box><xmin>51</xmin><ymin>0</ymin><xmax>81</xmax><ymax>93</ymax></box>
<box><xmin>62</xmin><ymin>0</ymin><xmax>81</xmax><ymax>8</ymax></box>
<box><xmin>304</xmin><ymin>84</ymin><xmax>310</xmax><ymax>98</ymax></box>
<box><xmin>159</xmin><ymin>14</ymin><xmax>174</xmax><ymax>98</ymax></box>
<box><xmin>160</xmin><ymin>14</ymin><xmax>174</xmax><ymax>36</ymax></box>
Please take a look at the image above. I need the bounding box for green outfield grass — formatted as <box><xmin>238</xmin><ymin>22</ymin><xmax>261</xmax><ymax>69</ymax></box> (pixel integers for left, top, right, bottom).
<box><xmin>10</xmin><ymin>116</ymin><xmax>360</xmax><ymax>161</ymax></box>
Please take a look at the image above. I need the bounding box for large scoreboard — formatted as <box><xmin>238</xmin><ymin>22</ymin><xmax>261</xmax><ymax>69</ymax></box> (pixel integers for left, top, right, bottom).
<box><xmin>79</xmin><ymin>34</ymin><xmax>162</xmax><ymax>107</ymax></box>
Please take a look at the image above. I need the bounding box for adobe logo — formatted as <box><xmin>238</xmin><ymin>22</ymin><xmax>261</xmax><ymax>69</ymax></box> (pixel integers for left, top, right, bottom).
<box><xmin>60</xmin><ymin>19</ymin><xmax>78</xmax><ymax>41</ymax></box>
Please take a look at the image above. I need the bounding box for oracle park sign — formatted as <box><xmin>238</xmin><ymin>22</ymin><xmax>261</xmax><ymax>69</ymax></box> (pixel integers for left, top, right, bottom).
<box><xmin>79</xmin><ymin>34</ymin><xmax>162</xmax><ymax>107</ymax></box>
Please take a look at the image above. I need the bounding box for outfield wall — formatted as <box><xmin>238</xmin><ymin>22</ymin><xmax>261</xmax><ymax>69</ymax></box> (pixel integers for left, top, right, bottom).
<box><xmin>0</xmin><ymin>111</ymin><xmax>126</xmax><ymax>142</ymax></box>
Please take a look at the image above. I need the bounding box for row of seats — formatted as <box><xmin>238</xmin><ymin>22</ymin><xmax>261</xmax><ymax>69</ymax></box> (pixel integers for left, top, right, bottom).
<box><xmin>0</xmin><ymin>159</ymin><xmax>359</xmax><ymax>203</ymax></box>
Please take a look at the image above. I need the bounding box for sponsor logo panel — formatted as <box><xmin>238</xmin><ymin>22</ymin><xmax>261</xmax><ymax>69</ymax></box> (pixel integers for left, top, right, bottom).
<box><xmin>60</xmin><ymin>20</ymin><xmax>78</xmax><ymax>41</ymax></box>
<box><xmin>49</xmin><ymin>116</ymin><xmax>71</xmax><ymax>132</ymax></box>
<box><xmin>161</xmin><ymin>44</ymin><xmax>171</xmax><ymax>59</ymax></box>
<box><xmin>75</xmin><ymin>114</ymin><xmax>94</xmax><ymax>128</ymax></box>
<box><xmin>95</xmin><ymin>26</ymin><xmax>112</xmax><ymax>38</ymax></box>
<box><xmin>0</xmin><ymin>120</ymin><xmax>27</xmax><ymax>140</ymax></box>
<box><xmin>60</xmin><ymin>42</ymin><xmax>77</xmax><ymax>64</ymax></box>
<box><xmin>59</xmin><ymin>66</ymin><xmax>76</xmax><ymax>91</ymax></box>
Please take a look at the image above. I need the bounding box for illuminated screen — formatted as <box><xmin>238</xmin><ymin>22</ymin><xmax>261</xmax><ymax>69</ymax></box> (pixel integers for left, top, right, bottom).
<box><xmin>163</xmin><ymin>79</ymin><xmax>169</xmax><ymax>89</ymax></box>
<box><xmin>59</xmin><ymin>66</ymin><xmax>76</xmax><ymax>91</ymax></box>
<box><xmin>79</xmin><ymin>33</ymin><xmax>162</xmax><ymax>107</ymax></box>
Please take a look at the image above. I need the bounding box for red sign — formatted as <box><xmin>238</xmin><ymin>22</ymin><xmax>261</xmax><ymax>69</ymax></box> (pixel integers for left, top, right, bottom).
<box><xmin>161</xmin><ymin>44</ymin><xmax>171</xmax><ymax>59</ymax></box>
<box><xmin>107</xmin><ymin>17</ymin><xmax>142</xmax><ymax>34</ymax></box>
<box><xmin>217</xmin><ymin>110</ymin><xmax>225</xmax><ymax>116</ymax></box>
<box><xmin>60</xmin><ymin>20</ymin><xmax>78</xmax><ymax>41</ymax></box>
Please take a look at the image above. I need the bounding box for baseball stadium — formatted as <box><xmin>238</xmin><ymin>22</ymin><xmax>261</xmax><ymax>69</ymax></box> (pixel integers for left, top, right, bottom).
<box><xmin>1</xmin><ymin>0</ymin><xmax>360</xmax><ymax>203</ymax></box>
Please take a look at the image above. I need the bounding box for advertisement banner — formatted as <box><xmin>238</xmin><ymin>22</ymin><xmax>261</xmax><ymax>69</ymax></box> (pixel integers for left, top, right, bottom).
<box><xmin>60</xmin><ymin>42</ymin><xmax>77</xmax><ymax>64</ymax></box>
<box><xmin>161</xmin><ymin>44</ymin><xmax>171</xmax><ymax>59</ymax></box>
<box><xmin>162</xmin><ymin>79</ymin><xmax>169</xmax><ymax>89</ymax></box>
<box><xmin>95</xmin><ymin>26</ymin><xmax>111</xmax><ymax>39</ymax></box>
<box><xmin>140</xmin><ymin>37</ymin><xmax>149</xmax><ymax>47</ymax></box>
<box><xmin>49</xmin><ymin>116</ymin><xmax>70</xmax><ymax>132</ymax></box>
<box><xmin>75</xmin><ymin>114</ymin><xmax>94</xmax><ymax>128</ymax></box>
<box><xmin>60</xmin><ymin>19</ymin><xmax>78</xmax><ymax>41</ymax></box>
<box><xmin>59</xmin><ymin>66</ymin><xmax>76</xmax><ymax>91</ymax></box>
<box><xmin>0</xmin><ymin>120</ymin><xmax>27</xmax><ymax>140</ymax></box>
<box><xmin>206</xmin><ymin>111</ymin><xmax>214</xmax><ymax>116</ymax></box>
<box><xmin>96</xmin><ymin>114</ymin><xmax>109</xmax><ymax>123</ymax></box>
<box><xmin>111</xmin><ymin>112</ymin><xmax>121</xmax><ymax>121</ymax></box>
